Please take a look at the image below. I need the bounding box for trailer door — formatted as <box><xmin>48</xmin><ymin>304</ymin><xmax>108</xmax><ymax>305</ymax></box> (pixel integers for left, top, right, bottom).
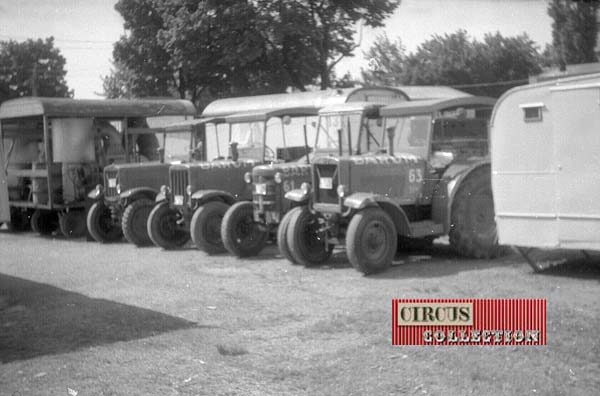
<box><xmin>551</xmin><ymin>84</ymin><xmax>600</xmax><ymax>250</ymax></box>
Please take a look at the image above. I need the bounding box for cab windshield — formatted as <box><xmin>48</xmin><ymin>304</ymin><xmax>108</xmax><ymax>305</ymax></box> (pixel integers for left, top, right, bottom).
<box><xmin>385</xmin><ymin>115</ymin><xmax>432</xmax><ymax>158</ymax></box>
<box><xmin>315</xmin><ymin>112</ymin><xmax>385</xmax><ymax>155</ymax></box>
<box><xmin>161</xmin><ymin>131</ymin><xmax>192</xmax><ymax>163</ymax></box>
<box><xmin>229</xmin><ymin>121</ymin><xmax>266</xmax><ymax>161</ymax></box>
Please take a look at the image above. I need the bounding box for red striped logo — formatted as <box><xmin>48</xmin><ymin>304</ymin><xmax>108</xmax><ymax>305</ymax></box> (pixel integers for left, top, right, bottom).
<box><xmin>392</xmin><ymin>299</ymin><xmax>546</xmax><ymax>346</ymax></box>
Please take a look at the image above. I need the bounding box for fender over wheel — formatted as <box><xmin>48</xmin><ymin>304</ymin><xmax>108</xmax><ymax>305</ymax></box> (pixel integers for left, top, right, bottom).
<box><xmin>346</xmin><ymin>207</ymin><xmax>397</xmax><ymax>274</ymax></box>
<box><xmin>286</xmin><ymin>206</ymin><xmax>332</xmax><ymax>267</ymax></box>
<box><xmin>122</xmin><ymin>198</ymin><xmax>154</xmax><ymax>247</ymax></box>
<box><xmin>147</xmin><ymin>202</ymin><xmax>190</xmax><ymax>249</ymax></box>
<box><xmin>221</xmin><ymin>201</ymin><xmax>268</xmax><ymax>257</ymax></box>
<box><xmin>87</xmin><ymin>201</ymin><xmax>122</xmax><ymax>243</ymax></box>
<box><xmin>59</xmin><ymin>210</ymin><xmax>87</xmax><ymax>239</ymax></box>
<box><xmin>190</xmin><ymin>201</ymin><xmax>229</xmax><ymax>254</ymax></box>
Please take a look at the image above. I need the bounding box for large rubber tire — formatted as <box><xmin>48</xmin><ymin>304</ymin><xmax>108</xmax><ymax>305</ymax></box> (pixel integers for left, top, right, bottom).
<box><xmin>8</xmin><ymin>207</ymin><xmax>31</xmax><ymax>232</ymax></box>
<box><xmin>31</xmin><ymin>209</ymin><xmax>58</xmax><ymax>235</ymax></box>
<box><xmin>221</xmin><ymin>201</ymin><xmax>268</xmax><ymax>257</ymax></box>
<box><xmin>287</xmin><ymin>206</ymin><xmax>332</xmax><ymax>267</ymax></box>
<box><xmin>346</xmin><ymin>208</ymin><xmax>397</xmax><ymax>274</ymax></box>
<box><xmin>87</xmin><ymin>201</ymin><xmax>122</xmax><ymax>243</ymax></box>
<box><xmin>59</xmin><ymin>210</ymin><xmax>87</xmax><ymax>239</ymax></box>
<box><xmin>277</xmin><ymin>208</ymin><xmax>298</xmax><ymax>264</ymax></box>
<box><xmin>122</xmin><ymin>198</ymin><xmax>154</xmax><ymax>247</ymax></box>
<box><xmin>147</xmin><ymin>202</ymin><xmax>190</xmax><ymax>249</ymax></box>
<box><xmin>449</xmin><ymin>166</ymin><xmax>502</xmax><ymax>259</ymax></box>
<box><xmin>190</xmin><ymin>201</ymin><xmax>229</xmax><ymax>254</ymax></box>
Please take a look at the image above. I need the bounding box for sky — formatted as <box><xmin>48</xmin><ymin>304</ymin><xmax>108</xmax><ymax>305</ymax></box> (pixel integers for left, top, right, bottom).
<box><xmin>0</xmin><ymin>0</ymin><xmax>553</xmax><ymax>99</ymax></box>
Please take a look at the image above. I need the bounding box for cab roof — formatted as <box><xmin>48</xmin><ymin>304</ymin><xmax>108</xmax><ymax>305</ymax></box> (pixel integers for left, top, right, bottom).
<box><xmin>0</xmin><ymin>97</ymin><xmax>197</xmax><ymax>120</ymax></box>
<box><xmin>163</xmin><ymin>117</ymin><xmax>227</xmax><ymax>133</ymax></box>
<box><xmin>318</xmin><ymin>101</ymin><xmax>387</xmax><ymax>116</ymax></box>
<box><xmin>380</xmin><ymin>96</ymin><xmax>496</xmax><ymax>117</ymax></box>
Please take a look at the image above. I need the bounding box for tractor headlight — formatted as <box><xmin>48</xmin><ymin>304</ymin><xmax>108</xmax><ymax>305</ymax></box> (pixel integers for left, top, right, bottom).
<box><xmin>116</xmin><ymin>183</ymin><xmax>121</xmax><ymax>194</ymax></box>
<box><xmin>244</xmin><ymin>172</ymin><xmax>252</xmax><ymax>184</ymax></box>
<box><xmin>300</xmin><ymin>182</ymin><xmax>311</xmax><ymax>195</ymax></box>
<box><xmin>274</xmin><ymin>172</ymin><xmax>283</xmax><ymax>184</ymax></box>
<box><xmin>186</xmin><ymin>184</ymin><xmax>193</xmax><ymax>196</ymax></box>
<box><xmin>336</xmin><ymin>184</ymin><xmax>348</xmax><ymax>198</ymax></box>
<box><xmin>160</xmin><ymin>185</ymin><xmax>170</xmax><ymax>196</ymax></box>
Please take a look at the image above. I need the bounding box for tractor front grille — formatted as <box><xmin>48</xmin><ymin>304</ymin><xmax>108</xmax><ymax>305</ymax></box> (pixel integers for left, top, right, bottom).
<box><xmin>313</xmin><ymin>163</ymin><xmax>339</xmax><ymax>205</ymax></box>
<box><xmin>170</xmin><ymin>168</ymin><xmax>189</xmax><ymax>206</ymax></box>
<box><xmin>104</xmin><ymin>169</ymin><xmax>119</xmax><ymax>198</ymax></box>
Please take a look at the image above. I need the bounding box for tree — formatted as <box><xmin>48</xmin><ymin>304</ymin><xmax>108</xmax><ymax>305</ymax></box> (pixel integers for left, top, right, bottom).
<box><xmin>0</xmin><ymin>37</ymin><xmax>71</xmax><ymax>103</ymax></box>
<box><xmin>362</xmin><ymin>30</ymin><xmax>542</xmax><ymax>97</ymax></box>
<box><xmin>547</xmin><ymin>0</ymin><xmax>598</xmax><ymax>67</ymax></box>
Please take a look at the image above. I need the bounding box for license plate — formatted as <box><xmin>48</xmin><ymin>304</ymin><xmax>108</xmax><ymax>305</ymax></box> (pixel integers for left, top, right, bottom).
<box><xmin>174</xmin><ymin>195</ymin><xmax>184</xmax><ymax>205</ymax></box>
<box><xmin>319</xmin><ymin>177</ymin><xmax>333</xmax><ymax>189</ymax></box>
<box><xmin>255</xmin><ymin>183</ymin><xmax>267</xmax><ymax>195</ymax></box>
<box><xmin>108</xmin><ymin>178</ymin><xmax>117</xmax><ymax>188</ymax></box>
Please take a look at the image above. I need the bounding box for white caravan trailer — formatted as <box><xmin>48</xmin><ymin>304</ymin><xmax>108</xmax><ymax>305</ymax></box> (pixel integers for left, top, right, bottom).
<box><xmin>490</xmin><ymin>73</ymin><xmax>600</xmax><ymax>264</ymax></box>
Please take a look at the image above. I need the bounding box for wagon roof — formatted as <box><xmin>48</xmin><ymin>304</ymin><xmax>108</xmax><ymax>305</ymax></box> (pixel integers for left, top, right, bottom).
<box><xmin>396</xmin><ymin>85</ymin><xmax>471</xmax><ymax>100</ymax></box>
<box><xmin>224</xmin><ymin>106</ymin><xmax>322</xmax><ymax>124</ymax></box>
<box><xmin>201</xmin><ymin>87</ymin><xmax>409</xmax><ymax>118</ymax></box>
<box><xmin>380</xmin><ymin>96</ymin><xmax>496</xmax><ymax>117</ymax></box>
<box><xmin>0</xmin><ymin>97</ymin><xmax>197</xmax><ymax>119</ymax></box>
<box><xmin>163</xmin><ymin>117</ymin><xmax>228</xmax><ymax>133</ymax></box>
<box><xmin>318</xmin><ymin>101</ymin><xmax>387</xmax><ymax>115</ymax></box>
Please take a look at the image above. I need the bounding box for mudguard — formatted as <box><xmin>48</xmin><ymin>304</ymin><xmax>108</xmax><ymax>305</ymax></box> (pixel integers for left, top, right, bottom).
<box><xmin>120</xmin><ymin>187</ymin><xmax>157</xmax><ymax>205</ymax></box>
<box><xmin>87</xmin><ymin>184</ymin><xmax>104</xmax><ymax>200</ymax></box>
<box><xmin>191</xmin><ymin>189</ymin><xmax>237</xmax><ymax>206</ymax></box>
<box><xmin>284</xmin><ymin>188</ymin><xmax>310</xmax><ymax>203</ymax></box>
<box><xmin>432</xmin><ymin>158</ymin><xmax>491</xmax><ymax>231</ymax></box>
<box><xmin>343</xmin><ymin>193</ymin><xmax>412</xmax><ymax>237</ymax></box>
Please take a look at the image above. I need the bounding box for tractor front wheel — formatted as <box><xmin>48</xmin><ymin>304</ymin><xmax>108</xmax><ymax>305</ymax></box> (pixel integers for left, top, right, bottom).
<box><xmin>221</xmin><ymin>201</ymin><xmax>268</xmax><ymax>257</ymax></box>
<box><xmin>190</xmin><ymin>201</ymin><xmax>229</xmax><ymax>254</ymax></box>
<box><xmin>87</xmin><ymin>202</ymin><xmax>122</xmax><ymax>243</ymax></box>
<box><xmin>147</xmin><ymin>202</ymin><xmax>189</xmax><ymax>249</ymax></box>
<box><xmin>346</xmin><ymin>208</ymin><xmax>397</xmax><ymax>274</ymax></box>
<box><xmin>122</xmin><ymin>198</ymin><xmax>154</xmax><ymax>247</ymax></box>
<box><xmin>277</xmin><ymin>208</ymin><xmax>298</xmax><ymax>264</ymax></box>
<box><xmin>287</xmin><ymin>206</ymin><xmax>332</xmax><ymax>267</ymax></box>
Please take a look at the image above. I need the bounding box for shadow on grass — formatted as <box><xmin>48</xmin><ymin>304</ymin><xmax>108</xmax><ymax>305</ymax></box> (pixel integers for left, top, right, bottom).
<box><xmin>526</xmin><ymin>250</ymin><xmax>600</xmax><ymax>280</ymax></box>
<box><xmin>0</xmin><ymin>274</ymin><xmax>196</xmax><ymax>363</ymax></box>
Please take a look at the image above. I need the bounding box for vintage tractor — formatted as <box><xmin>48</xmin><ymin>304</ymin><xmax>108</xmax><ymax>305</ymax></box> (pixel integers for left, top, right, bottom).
<box><xmin>86</xmin><ymin>118</ymin><xmax>216</xmax><ymax>246</ymax></box>
<box><xmin>0</xmin><ymin>97</ymin><xmax>195</xmax><ymax>238</ymax></box>
<box><xmin>147</xmin><ymin>106</ymin><xmax>320</xmax><ymax>252</ymax></box>
<box><xmin>282</xmin><ymin>96</ymin><xmax>503</xmax><ymax>274</ymax></box>
<box><xmin>221</xmin><ymin>99</ymin><xmax>405</xmax><ymax>258</ymax></box>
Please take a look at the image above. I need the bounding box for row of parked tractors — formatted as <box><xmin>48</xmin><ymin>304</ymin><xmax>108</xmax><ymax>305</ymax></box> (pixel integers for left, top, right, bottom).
<box><xmin>1</xmin><ymin>86</ymin><xmax>505</xmax><ymax>274</ymax></box>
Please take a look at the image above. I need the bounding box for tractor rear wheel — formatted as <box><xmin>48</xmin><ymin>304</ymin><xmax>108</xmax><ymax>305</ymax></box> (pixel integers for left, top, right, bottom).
<box><xmin>59</xmin><ymin>210</ymin><xmax>87</xmax><ymax>238</ymax></box>
<box><xmin>87</xmin><ymin>201</ymin><xmax>122</xmax><ymax>243</ymax></box>
<box><xmin>287</xmin><ymin>206</ymin><xmax>332</xmax><ymax>267</ymax></box>
<box><xmin>277</xmin><ymin>208</ymin><xmax>298</xmax><ymax>264</ymax></box>
<box><xmin>122</xmin><ymin>198</ymin><xmax>154</xmax><ymax>247</ymax></box>
<box><xmin>190</xmin><ymin>201</ymin><xmax>229</xmax><ymax>254</ymax></box>
<box><xmin>346</xmin><ymin>208</ymin><xmax>397</xmax><ymax>274</ymax></box>
<box><xmin>221</xmin><ymin>201</ymin><xmax>268</xmax><ymax>257</ymax></box>
<box><xmin>449</xmin><ymin>166</ymin><xmax>502</xmax><ymax>258</ymax></box>
<box><xmin>147</xmin><ymin>202</ymin><xmax>189</xmax><ymax>249</ymax></box>
<box><xmin>31</xmin><ymin>209</ymin><xmax>58</xmax><ymax>235</ymax></box>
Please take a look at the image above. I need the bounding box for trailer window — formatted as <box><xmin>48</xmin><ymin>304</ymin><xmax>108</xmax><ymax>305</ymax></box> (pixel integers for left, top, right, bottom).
<box><xmin>520</xmin><ymin>103</ymin><xmax>544</xmax><ymax>122</ymax></box>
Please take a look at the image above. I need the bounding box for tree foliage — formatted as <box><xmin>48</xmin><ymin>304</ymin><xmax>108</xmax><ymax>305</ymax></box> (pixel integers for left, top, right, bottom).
<box><xmin>362</xmin><ymin>30</ymin><xmax>543</xmax><ymax>97</ymax></box>
<box><xmin>547</xmin><ymin>0</ymin><xmax>598</xmax><ymax>67</ymax></box>
<box><xmin>104</xmin><ymin>0</ymin><xmax>399</xmax><ymax>105</ymax></box>
<box><xmin>0</xmin><ymin>37</ymin><xmax>71</xmax><ymax>103</ymax></box>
